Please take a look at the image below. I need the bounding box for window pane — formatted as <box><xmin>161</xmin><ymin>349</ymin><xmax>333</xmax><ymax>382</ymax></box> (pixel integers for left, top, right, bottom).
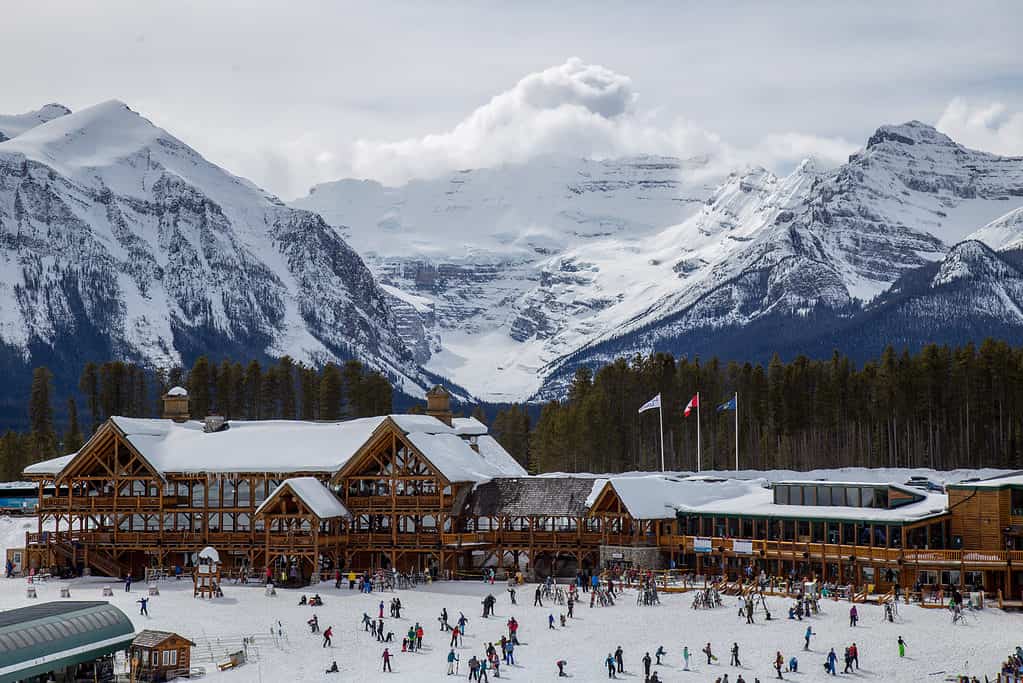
<box><xmin>775</xmin><ymin>485</ymin><xmax>789</xmax><ymax>505</ymax></box>
<box><xmin>804</xmin><ymin>486</ymin><xmax>817</xmax><ymax>506</ymax></box>
<box><xmin>817</xmin><ymin>486</ymin><xmax>831</xmax><ymax>506</ymax></box>
<box><xmin>860</xmin><ymin>487</ymin><xmax>874</xmax><ymax>508</ymax></box>
<box><xmin>875</xmin><ymin>489</ymin><xmax>889</xmax><ymax>508</ymax></box>
<box><xmin>832</xmin><ymin>487</ymin><xmax>846</xmax><ymax>507</ymax></box>
<box><xmin>845</xmin><ymin>487</ymin><xmax>860</xmax><ymax>507</ymax></box>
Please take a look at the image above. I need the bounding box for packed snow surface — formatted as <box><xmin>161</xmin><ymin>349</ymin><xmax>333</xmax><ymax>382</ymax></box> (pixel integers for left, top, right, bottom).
<box><xmin>0</xmin><ymin>569</ymin><xmax>1017</xmax><ymax>682</ymax></box>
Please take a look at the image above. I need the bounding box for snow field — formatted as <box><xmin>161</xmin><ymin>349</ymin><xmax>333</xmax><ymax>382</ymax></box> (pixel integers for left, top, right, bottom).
<box><xmin>0</xmin><ymin>573</ymin><xmax>1018</xmax><ymax>683</ymax></box>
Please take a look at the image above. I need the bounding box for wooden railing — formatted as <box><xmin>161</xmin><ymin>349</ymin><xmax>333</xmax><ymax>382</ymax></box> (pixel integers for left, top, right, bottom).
<box><xmin>346</xmin><ymin>495</ymin><xmax>441</xmax><ymax>510</ymax></box>
<box><xmin>43</xmin><ymin>495</ymin><xmax>163</xmax><ymax>512</ymax></box>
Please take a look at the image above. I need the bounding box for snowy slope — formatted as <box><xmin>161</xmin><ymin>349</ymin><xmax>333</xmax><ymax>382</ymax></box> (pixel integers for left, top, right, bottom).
<box><xmin>0</xmin><ymin>101</ymin><xmax>429</xmax><ymax>395</ymax></box>
<box><xmin>0</xmin><ymin>103</ymin><xmax>70</xmax><ymax>141</ymax></box>
<box><xmin>294</xmin><ymin>156</ymin><xmax>721</xmax><ymax>399</ymax></box>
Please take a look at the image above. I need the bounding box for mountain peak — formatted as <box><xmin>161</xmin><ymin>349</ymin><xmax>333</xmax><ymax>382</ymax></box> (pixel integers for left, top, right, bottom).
<box><xmin>931</xmin><ymin>239</ymin><xmax>1015</xmax><ymax>288</ymax></box>
<box><xmin>0</xmin><ymin>102</ymin><xmax>72</xmax><ymax>141</ymax></box>
<box><xmin>866</xmin><ymin>121</ymin><xmax>954</xmax><ymax>149</ymax></box>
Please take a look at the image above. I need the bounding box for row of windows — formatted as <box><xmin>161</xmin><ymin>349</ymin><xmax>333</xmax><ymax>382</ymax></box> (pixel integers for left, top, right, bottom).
<box><xmin>0</xmin><ymin>610</ymin><xmax>123</xmax><ymax>653</ymax></box>
<box><xmin>774</xmin><ymin>484</ymin><xmax>891</xmax><ymax>509</ymax></box>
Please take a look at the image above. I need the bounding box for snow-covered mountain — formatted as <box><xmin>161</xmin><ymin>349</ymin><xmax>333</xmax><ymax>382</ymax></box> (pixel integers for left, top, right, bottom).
<box><xmin>293</xmin><ymin>157</ymin><xmax>723</xmax><ymax>399</ymax></box>
<box><xmin>0</xmin><ymin>101</ymin><xmax>430</xmax><ymax>397</ymax></box>
<box><xmin>298</xmin><ymin>121</ymin><xmax>1023</xmax><ymax>400</ymax></box>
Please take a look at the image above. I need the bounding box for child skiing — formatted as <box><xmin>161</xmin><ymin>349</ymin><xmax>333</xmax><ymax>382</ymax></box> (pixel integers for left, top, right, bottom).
<box><xmin>897</xmin><ymin>636</ymin><xmax>906</xmax><ymax>657</ymax></box>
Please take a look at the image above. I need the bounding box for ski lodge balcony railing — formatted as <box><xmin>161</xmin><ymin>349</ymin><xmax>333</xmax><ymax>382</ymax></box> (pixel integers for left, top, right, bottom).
<box><xmin>41</xmin><ymin>495</ymin><xmax>164</xmax><ymax>512</ymax></box>
<box><xmin>345</xmin><ymin>495</ymin><xmax>442</xmax><ymax>510</ymax></box>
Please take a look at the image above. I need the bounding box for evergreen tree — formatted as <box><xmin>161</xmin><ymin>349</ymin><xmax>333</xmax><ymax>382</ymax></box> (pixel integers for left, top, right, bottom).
<box><xmin>188</xmin><ymin>356</ymin><xmax>212</xmax><ymax>417</ymax></box>
<box><xmin>65</xmin><ymin>398</ymin><xmax>84</xmax><ymax>453</ymax></box>
<box><xmin>278</xmin><ymin>356</ymin><xmax>297</xmax><ymax>419</ymax></box>
<box><xmin>299</xmin><ymin>365</ymin><xmax>318</xmax><ymax>421</ymax></box>
<box><xmin>28</xmin><ymin>367</ymin><xmax>56</xmax><ymax>461</ymax></box>
<box><xmin>244</xmin><ymin>361</ymin><xmax>263</xmax><ymax>418</ymax></box>
<box><xmin>79</xmin><ymin>362</ymin><xmax>100</xmax><ymax>433</ymax></box>
<box><xmin>319</xmin><ymin>363</ymin><xmax>343</xmax><ymax>421</ymax></box>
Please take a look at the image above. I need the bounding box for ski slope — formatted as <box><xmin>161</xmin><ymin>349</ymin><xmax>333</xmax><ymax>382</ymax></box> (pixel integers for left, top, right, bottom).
<box><xmin>0</xmin><ymin>569</ymin><xmax>1017</xmax><ymax>682</ymax></box>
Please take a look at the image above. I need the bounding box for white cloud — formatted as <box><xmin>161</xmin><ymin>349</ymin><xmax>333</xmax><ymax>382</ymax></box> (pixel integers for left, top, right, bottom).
<box><xmin>936</xmin><ymin>98</ymin><xmax>1023</xmax><ymax>156</ymax></box>
<box><xmin>349</xmin><ymin>58</ymin><xmax>859</xmax><ymax>186</ymax></box>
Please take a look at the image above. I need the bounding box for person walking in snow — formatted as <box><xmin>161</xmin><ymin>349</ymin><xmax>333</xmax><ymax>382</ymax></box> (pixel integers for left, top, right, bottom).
<box><xmin>848</xmin><ymin>604</ymin><xmax>858</xmax><ymax>627</ymax></box>
<box><xmin>703</xmin><ymin>642</ymin><xmax>715</xmax><ymax>665</ymax></box>
<box><xmin>897</xmin><ymin>636</ymin><xmax>906</xmax><ymax>657</ymax></box>
<box><xmin>322</xmin><ymin>626</ymin><xmax>333</xmax><ymax>648</ymax></box>
<box><xmin>825</xmin><ymin>647</ymin><xmax>837</xmax><ymax>675</ymax></box>
<box><xmin>137</xmin><ymin>597</ymin><xmax>148</xmax><ymax>616</ymax></box>
<box><xmin>534</xmin><ymin>585</ymin><xmax>543</xmax><ymax>607</ymax></box>
<box><xmin>440</xmin><ymin>608</ymin><xmax>450</xmax><ymax>631</ymax></box>
<box><xmin>382</xmin><ymin>648</ymin><xmax>392</xmax><ymax>672</ymax></box>
<box><xmin>605</xmin><ymin>653</ymin><xmax>617</xmax><ymax>678</ymax></box>
<box><xmin>804</xmin><ymin>625</ymin><xmax>813</xmax><ymax>650</ymax></box>
<box><xmin>774</xmin><ymin>651</ymin><xmax>784</xmax><ymax>679</ymax></box>
<box><xmin>655</xmin><ymin>646</ymin><xmax>666</xmax><ymax>665</ymax></box>
<box><xmin>849</xmin><ymin>642</ymin><xmax>858</xmax><ymax>669</ymax></box>
<box><xmin>615</xmin><ymin>646</ymin><xmax>624</xmax><ymax>673</ymax></box>
<box><xmin>642</xmin><ymin>651</ymin><xmax>652</xmax><ymax>679</ymax></box>
<box><xmin>682</xmin><ymin>645</ymin><xmax>691</xmax><ymax>670</ymax></box>
<box><xmin>447</xmin><ymin>649</ymin><xmax>459</xmax><ymax>675</ymax></box>
<box><xmin>731</xmin><ymin>643</ymin><xmax>741</xmax><ymax>667</ymax></box>
<box><xmin>124</xmin><ymin>572</ymin><xmax>132</xmax><ymax>592</ymax></box>
<box><xmin>308</xmin><ymin>614</ymin><xmax>319</xmax><ymax>633</ymax></box>
<box><xmin>548</xmin><ymin>613</ymin><xmax>555</xmax><ymax>630</ymax></box>
<box><xmin>450</xmin><ymin>625</ymin><xmax>460</xmax><ymax>647</ymax></box>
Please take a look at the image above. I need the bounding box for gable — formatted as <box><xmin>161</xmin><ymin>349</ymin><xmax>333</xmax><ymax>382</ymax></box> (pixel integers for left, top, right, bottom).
<box><xmin>333</xmin><ymin>418</ymin><xmax>450</xmax><ymax>485</ymax></box>
<box><xmin>57</xmin><ymin>421</ymin><xmax>163</xmax><ymax>483</ymax></box>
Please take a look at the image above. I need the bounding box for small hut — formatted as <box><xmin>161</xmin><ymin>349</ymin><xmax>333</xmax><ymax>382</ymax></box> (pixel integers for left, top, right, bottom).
<box><xmin>130</xmin><ymin>630</ymin><xmax>195</xmax><ymax>682</ymax></box>
<box><xmin>193</xmin><ymin>546</ymin><xmax>222</xmax><ymax>599</ymax></box>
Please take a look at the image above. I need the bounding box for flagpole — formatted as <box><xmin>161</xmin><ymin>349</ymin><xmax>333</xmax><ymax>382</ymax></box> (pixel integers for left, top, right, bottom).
<box><xmin>658</xmin><ymin>401</ymin><xmax>665</xmax><ymax>473</ymax></box>
<box><xmin>696</xmin><ymin>391</ymin><xmax>701</xmax><ymax>473</ymax></box>
<box><xmin>734</xmin><ymin>391</ymin><xmax>739</xmax><ymax>472</ymax></box>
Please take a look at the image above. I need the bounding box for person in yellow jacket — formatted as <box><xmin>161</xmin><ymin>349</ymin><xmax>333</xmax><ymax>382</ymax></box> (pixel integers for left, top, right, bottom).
<box><xmin>348</xmin><ymin>571</ymin><xmax>357</xmax><ymax>589</ymax></box>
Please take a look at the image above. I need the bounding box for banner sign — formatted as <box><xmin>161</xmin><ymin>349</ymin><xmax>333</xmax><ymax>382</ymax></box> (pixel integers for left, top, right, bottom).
<box><xmin>693</xmin><ymin>537</ymin><xmax>712</xmax><ymax>553</ymax></box>
<box><xmin>732</xmin><ymin>539</ymin><xmax>753</xmax><ymax>555</ymax></box>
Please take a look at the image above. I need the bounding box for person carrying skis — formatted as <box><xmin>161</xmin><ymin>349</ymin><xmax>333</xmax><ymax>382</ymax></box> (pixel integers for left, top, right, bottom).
<box><xmin>642</xmin><ymin>651</ymin><xmax>652</xmax><ymax>679</ymax></box>
<box><xmin>447</xmin><ymin>649</ymin><xmax>459</xmax><ymax>675</ymax></box>
<box><xmin>605</xmin><ymin>653</ymin><xmax>617</xmax><ymax>678</ymax></box>
<box><xmin>382</xmin><ymin>648</ymin><xmax>392</xmax><ymax>673</ymax></box>
<box><xmin>322</xmin><ymin>626</ymin><xmax>333</xmax><ymax>648</ymax></box>
<box><xmin>731</xmin><ymin>643</ymin><xmax>741</xmax><ymax>667</ymax></box>
<box><xmin>897</xmin><ymin>636</ymin><xmax>906</xmax><ymax>657</ymax></box>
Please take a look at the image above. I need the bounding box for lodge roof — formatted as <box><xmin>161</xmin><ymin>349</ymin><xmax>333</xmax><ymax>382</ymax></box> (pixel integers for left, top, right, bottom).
<box><xmin>131</xmin><ymin>630</ymin><xmax>195</xmax><ymax>649</ymax></box>
<box><xmin>255</xmin><ymin>478</ymin><xmax>351</xmax><ymax>519</ymax></box>
<box><xmin>461</xmin><ymin>477</ymin><xmax>595</xmax><ymax>517</ymax></box>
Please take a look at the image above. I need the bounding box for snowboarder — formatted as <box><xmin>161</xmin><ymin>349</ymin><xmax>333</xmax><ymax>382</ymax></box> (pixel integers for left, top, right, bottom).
<box><xmin>382</xmin><ymin>648</ymin><xmax>392</xmax><ymax>672</ymax></box>
<box><xmin>703</xmin><ymin>642</ymin><xmax>715</xmax><ymax>664</ymax></box>
<box><xmin>731</xmin><ymin>642</ymin><xmax>741</xmax><ymax>667</ymax></box>
<box><xmin>615</xmin><ymin>645</ymin><xmax>624</xmax><ymax>673</ymax></box>
<box><xmin>606</xmin><ymin>653</ymin><xmax>617</xmax><ymax>678</ymax></box>
<box><xmin>897</xmin><ymin>636</ymin><xmax>906</xmax><ymax>657</ymax></box>
<box><xmin>322</xmin><ymin>626</ymin><xmax>333</xmax><ymax>648</ymax></box>
<box><xmin>137</xmin><ymin>597</ymin><xmax>148</xmax><ymax>616</ymax></box>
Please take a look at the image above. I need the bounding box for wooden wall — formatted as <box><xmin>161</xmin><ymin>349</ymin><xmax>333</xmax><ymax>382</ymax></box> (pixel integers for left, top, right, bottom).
<box><xmin>948</xmin><ymin>488</ymin><xmax>1005</xmax><ymax>550</ymax></box>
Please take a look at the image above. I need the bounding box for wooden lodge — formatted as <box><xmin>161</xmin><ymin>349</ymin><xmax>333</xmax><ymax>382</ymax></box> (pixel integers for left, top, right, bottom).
<box><xmin>130</xmin><ymin>630</ymin><xmax>195</xmax><ymax>682</ymax></box>
<box><xmin>20</xmin><ymin>387</ymin><xmax>1023</xmax><ymax>599</ymax></box>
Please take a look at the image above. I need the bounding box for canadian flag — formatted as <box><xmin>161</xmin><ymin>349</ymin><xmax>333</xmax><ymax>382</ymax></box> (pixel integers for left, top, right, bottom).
<box><xmin>683</xmin><ymin>393</ymin><xmax>699</xmax><ymax>417</ymax></box>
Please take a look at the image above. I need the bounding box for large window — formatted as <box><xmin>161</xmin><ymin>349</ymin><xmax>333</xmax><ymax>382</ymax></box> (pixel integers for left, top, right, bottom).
<box><xmin>1011</xmin><ymin>489</ymin><xmax>1023</xmax><ymax>517</ymax></box>
<box><xmin>775</xmin><ymin>486</ymin><xmax>790</xmax><ymax>505</ymax></box>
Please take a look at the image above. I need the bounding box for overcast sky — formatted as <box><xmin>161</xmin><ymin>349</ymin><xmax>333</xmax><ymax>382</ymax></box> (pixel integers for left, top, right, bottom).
<box><xmin>3</xmin><ymin>1</ymin><xmax>1022</xmax><ymax>199</ymax></box>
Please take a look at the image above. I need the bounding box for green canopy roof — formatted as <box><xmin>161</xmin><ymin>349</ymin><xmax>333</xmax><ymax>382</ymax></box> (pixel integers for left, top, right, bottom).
<box><xmin>0</xmin><ymin>601</ymin><xmax>134</xmax><ymax>683</ymax></box>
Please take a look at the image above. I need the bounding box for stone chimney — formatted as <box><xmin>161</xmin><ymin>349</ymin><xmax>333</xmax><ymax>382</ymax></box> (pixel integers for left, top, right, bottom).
<box><xmin>162</xmin><ymin>386</ymin><xmax>190</xmax><ymax>423</ymax></box>
<box><xmin>426</xmin><ymin>385</ymin><xmax>453</xmax><ymax>426</ymax></box>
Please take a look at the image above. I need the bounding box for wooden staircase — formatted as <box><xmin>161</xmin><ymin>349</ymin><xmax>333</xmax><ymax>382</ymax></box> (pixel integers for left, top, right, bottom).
<box><xmin>51</xmin><ymin>539</ymin><xmax>125</xmax><ymax>578</ymax></box>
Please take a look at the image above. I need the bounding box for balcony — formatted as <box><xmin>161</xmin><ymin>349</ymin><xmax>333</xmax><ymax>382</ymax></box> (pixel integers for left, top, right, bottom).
<box><xmin>41</xmin><ymin>495</ymin><xmax>164</xmax><ymax>513</ymax></box>
<box><xmin>346</xmin><ymin>495</ymin><xmax>442</xmax><ymax>510</ymax></box>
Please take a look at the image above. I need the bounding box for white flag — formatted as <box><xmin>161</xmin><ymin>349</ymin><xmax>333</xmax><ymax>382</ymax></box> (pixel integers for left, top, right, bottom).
<box><xmin>638</xmin><ymin>393</ymin><xmax>661</xmax><ymax>414</ymax></box>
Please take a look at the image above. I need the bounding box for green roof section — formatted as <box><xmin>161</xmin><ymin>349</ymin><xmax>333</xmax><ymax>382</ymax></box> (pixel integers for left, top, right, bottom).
<box><xmin>0</xmin><ymin>601</ymin><xmax>134</xmax><ymax>683</ymax></box>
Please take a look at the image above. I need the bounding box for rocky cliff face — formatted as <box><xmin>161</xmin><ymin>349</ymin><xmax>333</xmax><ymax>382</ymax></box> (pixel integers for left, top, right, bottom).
<box><xmin>0</xmin><ymin>101</ymin><xmax>428</xmax><ymax>396</ymax></box>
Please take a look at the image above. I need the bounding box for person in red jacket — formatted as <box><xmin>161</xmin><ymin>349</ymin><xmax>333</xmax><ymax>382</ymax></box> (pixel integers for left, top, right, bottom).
<box><xmin>322</xmin><ymin>626</ymin><xmax>333</xmax><ymax>648</ymax></box>
<box><xmin>382</xmin><ymin>648</ymin><xmax>392</xmax><ymax>672</ymax></box>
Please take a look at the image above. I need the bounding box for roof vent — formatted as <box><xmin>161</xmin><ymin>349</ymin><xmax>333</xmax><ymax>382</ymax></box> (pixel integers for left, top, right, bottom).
<box><xmin>203</xmin><ymin>415</ymin><xmax>227</xmax><ymax>433</ymax></box>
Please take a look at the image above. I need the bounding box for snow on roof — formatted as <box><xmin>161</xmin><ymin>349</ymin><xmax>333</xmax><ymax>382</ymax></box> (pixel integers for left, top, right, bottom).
<box><xmin>451</xmin><ymin>417</ymin><xmax>488</xmax><ymax>436</ymax></box>
<box><xmin>166</xmin><ymin>386</ymin><xmax>188</xmax><ymax>396</ymax></box>
<box><xmin>23</xmin><ymin>453</ymin><xmax>77</xmax><ymax>476</ymax></box>
<box><xmin>256</xmin><ymin>477</ymin><xmax>350</xmax><ymax>519</ymax></box>
<box><xmin>589</xmin><ymin>475</ymin><xmax>949</xmax><ymax>523</ymax></box>
<box><xmin>389</xmin><ymin>414</ymin><xmax>456</xmax><ymax>434</ymax></box>
<box><xmin>403</xmin><ymin>432</ymin><xmax>523</xmax><ymax>483</ymax></box>
<box><xmin>198</xmin><ymin>546</ymin><xmax>220</xmax><ymax>563</ymax></box>
<box><xmin>474</xmin><ymin>436</ymin><xmax>528</xmax><ymax>477</ymax></box>
<box><xmin>952</xmin><ymin>470</ymin><xmax>1023</xmax><ymax>488</ymax></box>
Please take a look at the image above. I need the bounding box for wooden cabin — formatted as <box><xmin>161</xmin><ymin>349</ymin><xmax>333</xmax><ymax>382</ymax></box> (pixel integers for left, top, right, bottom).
<box><xmin>130</xmin><ymin>630</ymin><xmax>194</xmax><ymax>682</ymax></box>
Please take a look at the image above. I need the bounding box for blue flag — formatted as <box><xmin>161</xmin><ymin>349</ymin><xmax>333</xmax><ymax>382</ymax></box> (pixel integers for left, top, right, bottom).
<box><xmin>717</xmin><ymin>396</ymin><xmax>736</xmax><ymax>412</ymax></box>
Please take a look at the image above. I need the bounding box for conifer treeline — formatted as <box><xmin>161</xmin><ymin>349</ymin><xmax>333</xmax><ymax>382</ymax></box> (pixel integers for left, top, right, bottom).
<box><xmin>0</xmin><ymin>356</ymin><xmax>392</xmax><ymax>480</ymax></box>
<box><xmin>528</xmin><ymin>340</ymin><xmax>1023</xmax><ymax>474</ymax></box>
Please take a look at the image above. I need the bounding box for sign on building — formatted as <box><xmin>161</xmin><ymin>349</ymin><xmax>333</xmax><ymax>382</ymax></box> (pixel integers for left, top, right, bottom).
<box><xmin>693</xmin><ymin>537</ymin><xmax>712</xmax><ymax>553</ymax></box>
<box><xmin>732</xmin><ymin>540</ymin><xmax>753</xmax><ymax>555</ymax></box>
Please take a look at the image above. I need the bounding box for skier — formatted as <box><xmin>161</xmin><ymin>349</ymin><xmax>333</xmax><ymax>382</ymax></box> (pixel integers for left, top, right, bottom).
<box><xmin>557</xmin><ymin>659</ymin><xmax>568</xmax><ymax>677</ymax></box>
<box><xmin>731</xmin><ymin>642</ymin><xmax>741</xmax><ymax>667</ymax></box>
<box><xmin>447</xmin><ymin>649</ymin><xmax>459</xmax><ymax>675</ymax></box>
<box><xmin>508</xmin><ymin>587</ymin><xmax>517</xmax><ymax>605</ymax></box>
<box><xmin>137</xmin><ymin>597</ymin><xmax>148</xmax><ymax>616</ymax></box>
<box><xmin>615</xmin><ymin>645</ymin><xmax>624</xmax><ymax>673</ymax></box>
<box><xmin>804</xmin><ymin>625</ymin><xmax>813</xmax><ymax>650</ymax></box>
<box><xmin>505</xmin><ymin>640</ymin><xmax>515</xmax><ymax>665</ymax></box>
<box><xmin>682</xmin><ymin>645</ymin><xmax>691</xmax><ymax>670</ymax></box>
<box><xmin>450</xmin><ymin>625</ymin><xmax>461</xmax><ymax>647</ymax></box>
<box><xmin>534</xmin><ymin>585</ymin><xmax>543</xmax><ymax>607</ymax></box>
<box><xmin>655</xmin><ymin>645</ymin><xmax>666</xmax><ymax>665</ymax></box>
<box><xmin>308</xmin><ymin>614</ymin><xmax>319</xmax><ymax>633</ymax></box>
<box><xmin>605</xmin><ymin>653</ymin><xmax>617</xmax><ymax>678</ymax></box>
<box><xmin>643</xmin><ymin>651</ymin><xmax>652</xmax><ymax>679</ymax></box>
<box><xmin>897</xmin><ymin>636</ymin><xmax>906</xmax><ymax>658</ymax></box>
<box><xmin>703</xmin><ymin>642</ymin><xmax>715</xmax><ymax>665</ymax></box>
<box><xmin>322</xmin><ymin>626</ymin><xmax>333</xmax><ymax>648</ymax></box>
<box><xmin>382</xmin><ymin>648</ymin><xmax>392</xmax><ymax>673</ymax></box>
